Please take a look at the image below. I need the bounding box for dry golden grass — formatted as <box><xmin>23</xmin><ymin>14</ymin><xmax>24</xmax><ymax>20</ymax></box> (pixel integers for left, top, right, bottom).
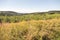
<box><xmin>0</xmin><ymin>19</ymin><xmax>60</xmax><ymax>40</ymax></box>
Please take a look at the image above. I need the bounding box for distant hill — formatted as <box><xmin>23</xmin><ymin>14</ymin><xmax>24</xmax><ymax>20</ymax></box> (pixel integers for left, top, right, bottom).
<box><xmin>0</xmin><ymin>11</ymin><xmax>23</xmax><ymax>16</ymax></box>
<box><xmin>0</xmin><ymin>10</ymin><xmax>60</xmax><ymax>16</ymax></box>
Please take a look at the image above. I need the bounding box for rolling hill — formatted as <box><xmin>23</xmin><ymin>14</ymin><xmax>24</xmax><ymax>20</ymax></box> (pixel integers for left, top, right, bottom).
<box><xmin>0</xmin><ymin>10</ymin><xmax>60</xmax><ymax>16</ymax></box>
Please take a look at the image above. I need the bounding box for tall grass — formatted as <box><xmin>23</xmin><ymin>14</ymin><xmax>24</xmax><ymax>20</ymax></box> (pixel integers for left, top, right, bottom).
<box><xmin>0</xmin><ymin>13</ymin><xmax>60</xmax><ymax>23</ymax></box>
<box><xmin>0</xmin><ymin>19</ymin><xmax>60</xmax><ymax>40</ymax></box>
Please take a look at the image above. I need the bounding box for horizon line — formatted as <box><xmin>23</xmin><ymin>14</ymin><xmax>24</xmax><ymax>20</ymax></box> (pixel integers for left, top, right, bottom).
<box><xmin>0</xmin><ymin>10</ymin><xmax>60</xmax><ymax>13</ymax></box>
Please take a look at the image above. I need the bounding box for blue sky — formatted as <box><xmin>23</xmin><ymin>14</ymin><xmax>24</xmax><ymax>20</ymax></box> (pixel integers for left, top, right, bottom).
<box><xmin>0</xmin><ymin>0</ymin><xmax>60</xmax><ymax>13</ymax></box>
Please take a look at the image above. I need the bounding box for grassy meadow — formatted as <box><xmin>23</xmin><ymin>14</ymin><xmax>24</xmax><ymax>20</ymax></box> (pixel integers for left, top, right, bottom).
<box><xmin>0</xmin><ymin>12</ymin><xmax>60</xmax><ymax>40</ymax></box>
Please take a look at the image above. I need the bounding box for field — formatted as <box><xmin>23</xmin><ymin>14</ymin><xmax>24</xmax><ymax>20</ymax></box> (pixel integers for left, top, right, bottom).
<box><xmin>0</xmin><ymin>13</ymin><xmax>60</xmax><ymax>40</ymax></box>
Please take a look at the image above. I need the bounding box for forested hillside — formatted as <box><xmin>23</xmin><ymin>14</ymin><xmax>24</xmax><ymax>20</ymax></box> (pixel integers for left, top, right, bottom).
<box><xmin>0</xmin><ymin>11</ymin><xmax>60</xmax><ymax>23</ymax></box>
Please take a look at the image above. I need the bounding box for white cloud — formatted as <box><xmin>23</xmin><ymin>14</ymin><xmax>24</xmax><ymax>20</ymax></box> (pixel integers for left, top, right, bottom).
<box><xmin>0</xmin><ymin>7</ymin><xmax>59</xmax><ymax>13</ymax></box>
<box><xmin>0</xmin><ymin>8</ymin><xmax>41</xmax><ymax>13</ymax></box>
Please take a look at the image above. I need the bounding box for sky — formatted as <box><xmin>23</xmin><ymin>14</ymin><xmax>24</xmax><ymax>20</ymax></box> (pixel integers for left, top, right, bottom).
<box><xmin>0</xmin><ymin>0</ymin><xmax>60</xmax><ymax>13</ymax></box>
